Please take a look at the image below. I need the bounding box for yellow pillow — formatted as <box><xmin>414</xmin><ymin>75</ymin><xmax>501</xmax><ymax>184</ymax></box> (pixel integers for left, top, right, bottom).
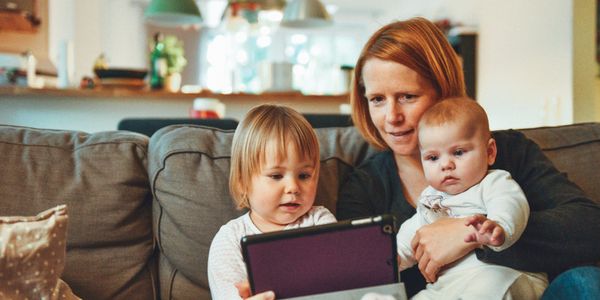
<box><xmin>0</xmin><ymin>205</ymin><xmax>80</xmax><ymax>299</ymax></box>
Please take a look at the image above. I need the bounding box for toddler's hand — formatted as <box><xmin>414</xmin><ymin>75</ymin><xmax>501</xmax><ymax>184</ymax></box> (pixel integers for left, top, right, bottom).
<box><xmin>464</xmin><ymin>214</ymin><xmax>505</xmax><ymax>247</ymax></box>
<box><xmin>236</xmin><ymin>281</ymin><xmax>275</xmax><ymax>300</ymax></box>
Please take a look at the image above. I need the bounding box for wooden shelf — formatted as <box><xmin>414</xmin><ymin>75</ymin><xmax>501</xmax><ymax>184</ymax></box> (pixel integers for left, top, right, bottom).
<box><xmin>0</xmin><ymin>86</ymin><xmax>349</xmax><ymax>102</ymax></box>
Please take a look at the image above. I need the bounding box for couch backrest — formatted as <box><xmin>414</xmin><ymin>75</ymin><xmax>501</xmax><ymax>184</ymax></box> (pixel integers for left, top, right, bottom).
<box><xmin>149</xmin><ymin>122</ymin><xmax>600</xmax><ymax>299</ymax></box>
<box><xmin>520</xmin><ymin>123</ymin><xmax>600</xmax><ymax>205</ymax></box>
<box><xmin>4</xmin><ymin>121</ymin><xmax>597</xmax><ymax>299</ymax></box>
<box><xmin>0</xmin><ymin>125</ymin><xmax>157</xmax><ymax>300</ymax></box>
<box><xmin>148</xmin><ymin>125</ymin><xmax>375</xmax><ymax>299</ymax></box>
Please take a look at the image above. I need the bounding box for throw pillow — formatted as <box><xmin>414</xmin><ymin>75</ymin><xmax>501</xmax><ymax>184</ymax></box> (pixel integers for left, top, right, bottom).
<box><xmin>0</xmin><ymin>204</ymin><xmax>80</xmax><ymax>300</ymax></box>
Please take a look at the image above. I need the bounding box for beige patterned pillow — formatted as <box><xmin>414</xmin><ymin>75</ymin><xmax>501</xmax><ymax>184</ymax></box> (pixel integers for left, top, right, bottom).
<box><xmin>0</xmin><ymin>205</ymin><xmax>80</xmax><ymax>300</ymax></box>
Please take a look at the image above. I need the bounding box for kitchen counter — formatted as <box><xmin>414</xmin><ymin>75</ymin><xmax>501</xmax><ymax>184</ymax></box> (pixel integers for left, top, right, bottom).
<box><xmin>0</xmin><ymin>86</ymin><xmax>350</xmax><ymax>133</ymax></box>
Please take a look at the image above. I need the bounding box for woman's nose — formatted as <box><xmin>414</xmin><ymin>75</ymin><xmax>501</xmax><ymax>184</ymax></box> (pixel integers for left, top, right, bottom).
<box><xmin>385</xmin><ymin>100</ymin><xmax>404</xmax><ymax>124</ymax></box>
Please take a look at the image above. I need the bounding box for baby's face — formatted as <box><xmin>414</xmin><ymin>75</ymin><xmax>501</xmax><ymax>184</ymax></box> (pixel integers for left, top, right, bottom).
<box><xmin>419</xmin><ymin>122</ymin><xmax>496</xmax><ymax>195</ymax></box>
<box><xmin>247</xmin><ymin>141</ymin><xmax>318</xmax><ymax>232</ymax></box>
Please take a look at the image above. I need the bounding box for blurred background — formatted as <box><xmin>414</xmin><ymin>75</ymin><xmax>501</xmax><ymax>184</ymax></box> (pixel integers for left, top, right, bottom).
<box><xmin>0</xmin><ymin>0</ymin><xmax>597</xmax><ymax>132</ymax></box>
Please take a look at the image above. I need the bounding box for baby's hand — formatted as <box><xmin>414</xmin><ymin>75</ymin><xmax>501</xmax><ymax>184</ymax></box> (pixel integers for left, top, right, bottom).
<box><xmin>464</xmin><ymin>215</ymin><xmax>505</xmax><ymax>247</ymax></box>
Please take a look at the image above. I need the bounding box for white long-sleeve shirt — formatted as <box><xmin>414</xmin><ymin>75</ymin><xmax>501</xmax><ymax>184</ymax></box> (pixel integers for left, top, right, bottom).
<box><xmin>207</xmin><ymin>206</ymin><xmax>336</xmax><ymax>300</ymax></box>
<box><xmin>397</xmin><ymin>169</ymin><xmax>530</xmax><ymax>274</ymax></box>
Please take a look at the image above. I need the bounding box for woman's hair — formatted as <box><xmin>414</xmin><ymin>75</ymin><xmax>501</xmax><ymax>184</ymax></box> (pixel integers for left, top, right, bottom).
<box><xmin>229</xmin><ymin>104</ymin><xmax>320</xmax><ymax>209</ymax></box>
<box><xmin>419</xmin><ymin>97</ymin><xmax>491</xmax><ymax>141</ymax></box>
<box><xmin>351</xmin><ymin>17</ymin><xmax>467</xmax><ymax>149</ymax></box>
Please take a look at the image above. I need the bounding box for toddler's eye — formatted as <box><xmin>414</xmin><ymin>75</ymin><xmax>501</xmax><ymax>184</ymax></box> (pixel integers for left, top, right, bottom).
<box><xmin>454</xmin><ymin>149</ymin><xmax>465</xmax><ymax>156</ymax></box>
<box><xmin>299</xmin><ymin>173</ymin><xmax>312</xmax><ymax>180</ymax></box>
<box><xmin>268</xmin><ymin>174</ymin><xmax>283</xmax><ymax>180</ymax></box>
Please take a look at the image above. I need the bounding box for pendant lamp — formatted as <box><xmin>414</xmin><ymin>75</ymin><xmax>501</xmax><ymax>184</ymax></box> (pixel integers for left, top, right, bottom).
<box><xmin>145</xmin><ymin>0</ymin><xmax>203</xmax><ymax>27</ymax></box>
<box><xmin>281</xmin><ymin>0</ymin><xmax>331</xmax><ymax>28</ymax></box>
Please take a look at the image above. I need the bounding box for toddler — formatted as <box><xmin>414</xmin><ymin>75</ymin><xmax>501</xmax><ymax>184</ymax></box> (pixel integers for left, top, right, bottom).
<box><xmin>207</xmin><ymin>104</ymin><xmax>336</xmax><ymax>299</ymax></box>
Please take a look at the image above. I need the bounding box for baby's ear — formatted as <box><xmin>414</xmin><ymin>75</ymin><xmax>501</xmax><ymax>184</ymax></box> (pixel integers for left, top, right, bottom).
<box><xmin>487</xmin><ymin>138</ymin><xmax>497</xmax><ymax>166</ymax></box>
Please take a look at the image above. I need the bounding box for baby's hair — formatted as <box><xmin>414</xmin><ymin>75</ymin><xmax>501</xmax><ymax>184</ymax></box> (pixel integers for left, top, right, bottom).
<box><xmin>419</xmin><ymin>97</ymin><xmax>491</xmax><ymax>140</ymax></box>
<box><xmin>229</xmin><ymin>104</ymin><xmax>320</xmax><ymax>209</ymax></box>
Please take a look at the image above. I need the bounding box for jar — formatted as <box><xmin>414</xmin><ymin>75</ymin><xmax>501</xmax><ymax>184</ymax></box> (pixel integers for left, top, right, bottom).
<box><xmin>190</xmin><ymin>98</ymin><xmax>225</xmax><ymax>119</ymax></box>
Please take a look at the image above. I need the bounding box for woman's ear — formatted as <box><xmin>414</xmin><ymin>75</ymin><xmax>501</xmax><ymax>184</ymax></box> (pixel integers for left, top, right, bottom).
<box><xmin>487</xmin><ymin>138</ymin><xmax>497</xmax><ymax>166</ymax></box>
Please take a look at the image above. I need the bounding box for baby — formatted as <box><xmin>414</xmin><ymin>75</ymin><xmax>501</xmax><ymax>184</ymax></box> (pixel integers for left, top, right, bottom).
<box><xmin>397</xmin><ymin>97</ymin><xmax>548</xmax><ymax>299</ymax></box>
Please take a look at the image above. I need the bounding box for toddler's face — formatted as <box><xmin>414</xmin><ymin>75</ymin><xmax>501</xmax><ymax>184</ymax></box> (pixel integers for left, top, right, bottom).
<box><xmin>419</xmin><ymin>122</ymin><xmax>496</xmax><ymax>195</ymax></box>
<box><xmin>247</xmin><ymin>141</ymin><xmax>318</xmax><ymax>232</ymax></box>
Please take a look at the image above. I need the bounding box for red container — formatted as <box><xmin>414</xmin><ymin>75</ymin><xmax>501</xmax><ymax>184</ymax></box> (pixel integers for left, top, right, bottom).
<box><xmin>190</xmin><ymin>98</ymin><xmax>225</xmax><ymax>119</ymax></box>
<box><xmin>190</xmin><ymin>109</ymin><xmax>220</xmax><ymax>119</ymax></box>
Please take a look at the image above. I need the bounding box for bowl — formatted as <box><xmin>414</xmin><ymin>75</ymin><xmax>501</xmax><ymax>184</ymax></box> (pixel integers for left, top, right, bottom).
<box><xmin>94</xmin><ymin>68</ymin><xmax>148</xmax><ymax>79</ymax></box>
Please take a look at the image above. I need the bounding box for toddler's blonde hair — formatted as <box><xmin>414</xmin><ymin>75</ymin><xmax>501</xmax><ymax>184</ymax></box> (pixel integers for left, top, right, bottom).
<box><xmin>229</xmin><ymin>104</ymin><xmax>320</xmax><ymax>209</ymax></box>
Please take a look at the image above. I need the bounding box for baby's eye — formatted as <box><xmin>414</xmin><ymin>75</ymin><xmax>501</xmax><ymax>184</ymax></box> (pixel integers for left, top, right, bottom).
<box><xmin>425</xmin><ymin>155</ymin><xmax>438</xmax><ymax>162</ymax></box>
<box><xmin>299</xmin><ymin>172</ymin><xmax>312</xmax><ymax>180</ymax></box>
<box><xmin>454</xmin><ymin>149</ymin><xmax>465</xmax><ymax>156</ymax></box>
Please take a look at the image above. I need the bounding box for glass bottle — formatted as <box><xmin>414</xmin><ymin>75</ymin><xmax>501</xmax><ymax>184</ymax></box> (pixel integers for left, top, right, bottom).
<box><xmin>149</xmin><ymin>32</ymin><xmax>167</xmax><ymax>90</ymax></box>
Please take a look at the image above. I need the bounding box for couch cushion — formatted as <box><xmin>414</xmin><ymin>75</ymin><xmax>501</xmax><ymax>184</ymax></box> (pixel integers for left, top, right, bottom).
<box><xmin>148</xmin><ymin>125</ymin><xmax>374</xmax><ymax>299</ymax></box>
<box><xmin>520</xmin><ymin>123</ymin><xmax>600</xmax><ymax>205</ymax></box>
<box><xmin>0</xmin><ymin>125</ymin><xmax>156</xmax><ymax>300</ymax></box>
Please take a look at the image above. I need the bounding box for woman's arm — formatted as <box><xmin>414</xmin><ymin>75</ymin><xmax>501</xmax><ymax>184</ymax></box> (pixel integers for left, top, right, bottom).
<box><xmin>411</xmin><ymin>217</ymin><xmax>480</xmax><ymax>282</ymax></box>
<box><xmin>479</xmin><ymin>130</ymin><xmax>600</xmax><ymax>276</ymax></box>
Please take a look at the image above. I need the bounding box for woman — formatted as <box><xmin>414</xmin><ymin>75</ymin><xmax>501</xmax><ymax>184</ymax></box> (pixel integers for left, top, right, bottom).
<box><xmin>239</xmin><ymin>17</ymin><xmax>600</xmax><ymax>299</ymax></box>
<box><xmin>336</xmin><ymin>17</ymin><xmax>600</xmax><ymax>298</ymax></box>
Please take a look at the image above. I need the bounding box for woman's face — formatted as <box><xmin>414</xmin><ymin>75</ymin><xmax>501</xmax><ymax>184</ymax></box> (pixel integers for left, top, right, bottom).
<box><xmin>362</xmin><ymin>58</ymin><xmax>439</xmax><ymax>156</ymax></box>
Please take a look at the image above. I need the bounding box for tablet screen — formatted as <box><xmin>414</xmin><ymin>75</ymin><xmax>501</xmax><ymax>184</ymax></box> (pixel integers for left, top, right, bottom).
<box><xmin>242</xmin><ymin>215</ymin><xmax>398</xmax><ymax>298</ymax></box>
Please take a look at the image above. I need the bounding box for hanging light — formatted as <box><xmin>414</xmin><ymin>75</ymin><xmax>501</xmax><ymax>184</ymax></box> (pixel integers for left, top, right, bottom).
<box><xmin>145</xmin><ymin>0</ymin><xmax>203</xmax><ymax>27</ymax></box>
<box><xmin>281</xmin><ymin>0</ymin><xmax>331</xmax><ymax>28</ymax></box>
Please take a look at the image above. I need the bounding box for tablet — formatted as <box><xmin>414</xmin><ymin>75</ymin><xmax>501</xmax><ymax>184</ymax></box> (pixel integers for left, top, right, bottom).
<box><xmin>241</xmin><ymin>215</ymin><xmax>399</xmax><ymax>298</ymax></box>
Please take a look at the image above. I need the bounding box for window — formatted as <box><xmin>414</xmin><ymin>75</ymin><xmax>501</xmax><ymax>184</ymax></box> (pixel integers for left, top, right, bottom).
<box><xmin>199</xmin><ymin>10</ymin><xmax>366</xmax><ymax>95</ymax></box>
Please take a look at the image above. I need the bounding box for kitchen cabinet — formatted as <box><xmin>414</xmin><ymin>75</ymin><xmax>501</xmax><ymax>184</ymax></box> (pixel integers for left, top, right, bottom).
<box><xmin>449</xmin><ymin>31</ymin><xmax>477</xmax><ymax>99</ymax></box>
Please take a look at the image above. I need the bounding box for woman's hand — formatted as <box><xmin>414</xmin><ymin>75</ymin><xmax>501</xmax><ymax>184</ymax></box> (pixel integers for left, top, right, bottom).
<box><xmin>410</xmin><ymin>217</ymin><xmax>479</xmax><ymax>282</ymax></box>
<box><xmin>236</xmin><ymin>281</ymin><xmax>275</xmax><ymax>300</ymax></box>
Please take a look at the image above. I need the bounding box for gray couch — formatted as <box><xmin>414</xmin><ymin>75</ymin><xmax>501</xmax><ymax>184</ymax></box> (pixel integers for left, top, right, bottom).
<box><xmin>2</xmin><ymin>122</ymin><xmax>599</xmax><ymax>299</ymax></box>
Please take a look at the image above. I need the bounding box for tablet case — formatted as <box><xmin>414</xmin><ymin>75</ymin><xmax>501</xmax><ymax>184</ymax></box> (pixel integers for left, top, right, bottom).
<box><xmin>241</xmin><ymin>215</ymin><xmax>398</xmax><ymax>298</ymax></box>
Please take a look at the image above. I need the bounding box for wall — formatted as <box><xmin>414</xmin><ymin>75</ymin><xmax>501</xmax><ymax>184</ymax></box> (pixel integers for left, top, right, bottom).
<box><xmin>477</xmin><ymin>0</ymin><xmax>574</xmax><ymax>129</ymax></box>
<box><xmin>573</xmin><ymin>0</ymin><xmax>599</xmax><ymax>123</ymax></box>
<box><xmin>376</xmin><ymin>0</ymin><xmax>592</xmax><ymax>129</ymax></box>
<box><xmin>0</xmin><ymin>94</ymin><xmax>346</xmax><ymax>133</ymax></box>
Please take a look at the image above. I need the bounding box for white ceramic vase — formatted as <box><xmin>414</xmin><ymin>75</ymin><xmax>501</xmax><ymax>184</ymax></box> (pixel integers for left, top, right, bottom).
<box><xmin>165</xmin><ymin>72</ymin><xmax>182</xmax><ymax>93</ymax></box>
